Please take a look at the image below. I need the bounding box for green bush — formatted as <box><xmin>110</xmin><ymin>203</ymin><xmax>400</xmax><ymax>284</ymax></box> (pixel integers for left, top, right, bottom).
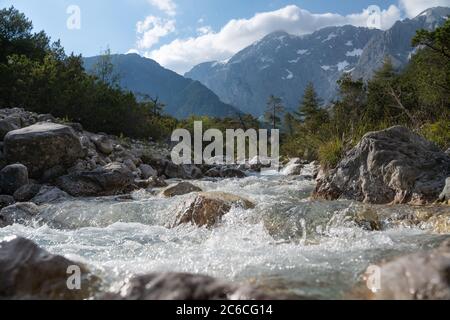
<box><xmin>318</xmin><ymin>138</ymin><xmax>344</xmax><ymax>169</ymax></box>
<box><xmin>420</xmin><ymin>120</ymin><xmax>450</xmax><ymax>150</ymax></box>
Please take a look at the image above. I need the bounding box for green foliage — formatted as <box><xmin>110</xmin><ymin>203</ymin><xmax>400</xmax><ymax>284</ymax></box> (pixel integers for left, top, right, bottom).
<box><xmin>264</xmin><ymin>95</ymin><xmax>284</xmax><ymax>129</ymax></box>
<box><xmin>282</xmin><ymin>21</ymin><xmax>450</xmax><ymax>167</ymax></box>
<box><xmin>318</xmin><ymin>138</ymin><xmax>344</xmax><ymax>169</ymax></box>
<box><xmin>420</xmin><ymin>120</ymin><xmax>450</xmax><ymax>150</ymax></box>
<box><xmin>412</xmin><ymin>18</ymin><xmax>450</xmax><ymax>60</ymax></box>
<box><xmin>92</xmin><ymin>47</ymin><xmax>120</xmax><ymax>87</ymax></box>
<box><xmin>0</xmin><ymin>6</ymin><xmax>177</xmax><ymax>140</ymax></box>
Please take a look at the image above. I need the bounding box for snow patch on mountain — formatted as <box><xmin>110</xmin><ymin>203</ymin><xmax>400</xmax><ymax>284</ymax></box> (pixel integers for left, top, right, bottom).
<box><xmin>337</xmin><ymin>61</ymin><xmax>350</xmax><ymax>71</ymax></box>
<box><xmin>345</xmin><ymin>48</ymin><xmax>363</xmax><ymax>57</ymax></box>
<box><xmin>345</xmin><ymin>40</ymin><xmax>353</xmax><ymax>46</ymax></box>
<box><xmin>297</xmin><ymin>49</ymin><xmax>309</xmax><ymax>55</ymax></box>
<box><xmin>321</xmin><ymin>65</ymin><xmax>331</xmax><ymax>71</ymax></box>
<box><xmin>322</xmin><ymin>32</ymin><xmax>337</xmax><ymax>42</ymax></box>
<box><xmin>283</xmin><ymin>69</ymin><xmax>294</xmax><ymax>80</ymax></box>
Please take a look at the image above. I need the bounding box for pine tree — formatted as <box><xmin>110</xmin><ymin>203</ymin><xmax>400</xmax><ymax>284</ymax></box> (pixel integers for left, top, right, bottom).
<box><xmin>264</xmin><ymin>94</ymin><xmax>284</xmax><ymax>129</ymax></box>
<box><xmin>297</xmin><ymin>83</ymin><xmax>328</xmax><ymax>133</ymax></box>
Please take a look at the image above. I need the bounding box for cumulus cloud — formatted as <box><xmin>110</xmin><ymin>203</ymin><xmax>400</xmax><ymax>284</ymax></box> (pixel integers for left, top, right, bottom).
<box><xmin>148</xmin><ymin>0</ymin><xmax>177</xmax><ymax>16</ymax></box>
<box><xmin>136</xmin><ymin>15</ymin><xmax>175</xmax><ymax>49</ymax></box>
<box><xmin>399</xmin><ymin>0</ymin><xmax>450</xmax><ymax>18</ymax></box>
<box><xmin>197</xmin><ymin>26</ymin><xmax>213</xmax><ymax>35</ymax></box>
<box><xmin>146</xmin><ymin>5</ymin><xmax>401</xmax><ymax>74</ymax></box>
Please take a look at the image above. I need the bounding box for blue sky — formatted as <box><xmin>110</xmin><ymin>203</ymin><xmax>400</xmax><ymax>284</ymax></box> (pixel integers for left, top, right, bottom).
<box><xmin>1</xmin><ymin>0</ymin><xmax>449</xmax><ymax>73</ymax></box>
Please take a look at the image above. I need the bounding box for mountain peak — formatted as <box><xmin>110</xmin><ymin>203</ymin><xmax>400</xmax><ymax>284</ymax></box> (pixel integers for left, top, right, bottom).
<box><xmin>414</xmin><ymin>6</ymin><xmax>450</xmax><ymax>23</ymax></box>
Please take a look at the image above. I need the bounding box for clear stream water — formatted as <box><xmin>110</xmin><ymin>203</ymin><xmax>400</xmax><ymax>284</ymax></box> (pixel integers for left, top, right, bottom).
<box><xmin>1</xmin><ymin>167</ymin><xmax>449</xmax><ymax>299</ymax></box>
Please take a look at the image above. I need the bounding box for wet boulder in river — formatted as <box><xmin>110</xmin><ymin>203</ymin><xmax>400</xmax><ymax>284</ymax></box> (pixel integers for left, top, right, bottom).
<box><xmin>281</xmin><ymin>158</ymin><xmax>304</xmax><ymax>176</ymax></box>
<box><xmin>105</xmin><ymin>272</ymin><xmax>274</xmax><ymax>300</ymax></box>
<box><xmin>314</xmin><ymin>126</ymin><xmax>450</xmax><ymax>204</ymax></box>
<box><xmin>0</xmin><ymin>236</ymin><xmax>99</xmax><ymax>299</ymax></box>
<box><xmin>139</xmin><ymin>164</ymin><xmax>157</xmax><ymax>179</ymax></box>
<box><xmin>0</xmin><ymin>202</ymin><xmax>39</xmax><ymax>227</ymax></box>
<box><xmin>56</xmin><ymin>162</ymin><xmax>135</xmax><ymax>197</ymax></box>
<box><xmin>162</xmin><ymin>182</ymin><xmax>202</xmax><ymax>197</ymax></box>
<box><xmin>3</xmin><ymin>123</ymin><xmax>83</xmax><ymax>178</ymax></box>
<box><xmin>173</xmin><ymin>192</ymin><xmax>255</xmax><ymax>228</ymax></box>
<box><xmin>365</xmin><ymin>240</ymin><xmax>450</xmax><ymax>300</ymax></box>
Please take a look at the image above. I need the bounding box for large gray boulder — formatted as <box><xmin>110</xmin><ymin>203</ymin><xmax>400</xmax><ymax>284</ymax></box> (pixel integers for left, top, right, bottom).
<box><xmin>0</xmin><ymin>202</ymin><xmax>40</xmax><ymax>227</ymax></box>
<box><xmin>3</xmin><ymin>123</ymin><xmax>83</xmax><ymax>178</ymax></box>
<box><xmin>173</xmin><ymin>192</ymin><xmax>255</xmax><ymax>228</ymax></box>
<box><xmin>314</xmin><ymin>126</ymin><xmax>450</xmax><ymax>204</ymax></box>
<box><xmin>31</xmin><ymin>186</ymin><xmax>69</xmax><ymax>205</ymax></box>
<box><xmin>0</xmin><ymin>164</ymin><xmax>29</xmax><ymax>195</ymax></box>
<box><xmin>105</xmin><ymin>272</ymin><xmax>273</xmax><ymax>300</ymax></box>
<box><xmin>365</xmin><ymin>240</ymin><xmax>450</xmax><ymax>300</ymax></box>
<box><xmin>0</xmin><ymin>236</ymin><xmax>98</xmax><ymax>299</ymax></box>
<box><xmin>56</xmin><ymin>162</ymin><xmax>135</xmax><ymax>197</ymax></box>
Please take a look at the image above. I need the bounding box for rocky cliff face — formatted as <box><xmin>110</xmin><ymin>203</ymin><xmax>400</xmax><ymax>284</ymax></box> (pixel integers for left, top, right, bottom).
<box><xmin>352</xmin><ymin>6</ymin><xmax>450</xmax><ymax>80</ymax></box>
<box><xmin>314</xmin><ymin>126</ymin><xmax>450</xmax><ymax>205</ymax></box>
<box><xmin>186</xmin><ymin>26</ymin><xmax>379</xmax><ymax>116</ymax></box>
<box><xmin>186</xmin><ymin>7</ymin><xmax>450</xmax><ymax>116</ymax></box>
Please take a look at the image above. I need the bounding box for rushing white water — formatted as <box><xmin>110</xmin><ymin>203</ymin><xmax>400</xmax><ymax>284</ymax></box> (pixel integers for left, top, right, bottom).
<box><xmin>0</xmin><ymin>172</ymin><xmax>448</xmax><ymax>299</ymax></box>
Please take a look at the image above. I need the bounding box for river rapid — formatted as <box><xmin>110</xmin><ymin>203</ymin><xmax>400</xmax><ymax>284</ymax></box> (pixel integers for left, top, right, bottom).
<box><xmin>1</xmin><ymin>166</ymin><xmax>448</xmax><ymax>299</ymax></box>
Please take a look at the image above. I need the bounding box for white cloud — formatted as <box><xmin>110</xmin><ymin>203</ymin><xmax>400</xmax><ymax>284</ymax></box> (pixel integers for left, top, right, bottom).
<box><xmin>399</xmin><ymin>0</ymin><xmax>450</xmax><ymax>18</ymax></box>
<box><xmin>197</xmin><ymin>26</ymin><xmax>213</xmax><ymax>35</ymax></box>
<box><xmin>148</xmin><ymin>0</ymin><xmax>177</xmax><ymax>17</ymax></box>
<box><xmin>146</xmin><ymin>5</ymin><xmax>401</xmax><ymax>74</ymax></box>
<box><xmin>126</xmin><ymin>49</ymin><xmax>140</xmax><ymax>54</ymax></box>
<box><xmin>136</xmin><ymin>15</ymin><xmax>175</xmax><ymax>49</ymax></box>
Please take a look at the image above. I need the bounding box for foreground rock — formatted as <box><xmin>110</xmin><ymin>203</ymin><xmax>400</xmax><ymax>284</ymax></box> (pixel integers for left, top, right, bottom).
<box><xmin>364</xmin><ymin>240</ymin><xmax>450</xmax><ymax>300</ymax></box>
<box><xmin>105</xmin><ymin>272</ymin><xmax>274</xmax><ymax>300</ymax></box>
<box><xmin>0</xmin><ymin>202</ymin><xmax>40</xmax><ymax>227</ymax></box>
<box><xmin>0</xmin><ymin>236</ymin><xmax>98</xmax><ymax>299</ymax></box>
<box><xmin>314</xmin><ymin>126</ymin><xmax>450</xmax><ymax>204</ymax></box>
<box><xmin>281</xmin><ymin>158</ymin><xmax>304</xmax><ymax>176</ymax></box>
<box><xmin>0</xmin><ymin>164</ymin><xmax>29</xmax><ymax>195</ymax></box>
<box><xmin>57</xmin><ymin>162</ymin><xmax>135</xmax><ymax>197</ymax></box>
<box><xmin>174</xmin><ymin>192</ymin><xmax>255</xmax><ymax>228</ymax></box>
<box><xmin>162</xmin><ymin>182</ymin><xmax>202</xmax><ymax>198</ymax></box>
<box><xmin>3</xmin><ymin>123</ymin><xmax>83</xmax><ymax>178</ymax></box>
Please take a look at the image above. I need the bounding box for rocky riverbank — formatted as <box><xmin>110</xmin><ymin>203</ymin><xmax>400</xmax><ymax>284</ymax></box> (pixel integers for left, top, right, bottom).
<box><xmin>0</xmin><ymin>108</ymin><xmax>449</xmax><ymax>300</ymax></box>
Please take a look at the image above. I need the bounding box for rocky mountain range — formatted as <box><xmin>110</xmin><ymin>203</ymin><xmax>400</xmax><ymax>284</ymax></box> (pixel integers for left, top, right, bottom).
<box><xmin>83</xmin><ymin>54</ymin><xmax>240</xmax><ymax>119</ymax></box>
<box><xmin>185</xmin><ymin>7</ymin><xmax>450</xmax><ymax>117</ymax></box>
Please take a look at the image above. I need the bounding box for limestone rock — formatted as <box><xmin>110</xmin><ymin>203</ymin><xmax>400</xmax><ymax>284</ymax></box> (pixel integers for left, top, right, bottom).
<box><xmin>0</xmin><ymin>202</ymin><xmax>40</xmax><ymax>227</ymax></box>
<box><xmin>3</xmin><ymin>123</ymin><xmax>83</xmax><ymax>178</ymax></box>
<box><xmin>174</xmin><ymin>192</ymin><xmax>255</xmax><ymax>228</ymax></box>
<box><xmin>0</xmin><ymin>236</ymin><xmax>98</xmax><ymax>299</ymax></box>
<box><xmin>314</xmin><ymin>126</ymin><xmax>450</xmax><ymax>204</ymax></box>
<box><xmin>56</xmin><ymin>162</ymin><xmax>135</xmax><ymax>197</ymax></box>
